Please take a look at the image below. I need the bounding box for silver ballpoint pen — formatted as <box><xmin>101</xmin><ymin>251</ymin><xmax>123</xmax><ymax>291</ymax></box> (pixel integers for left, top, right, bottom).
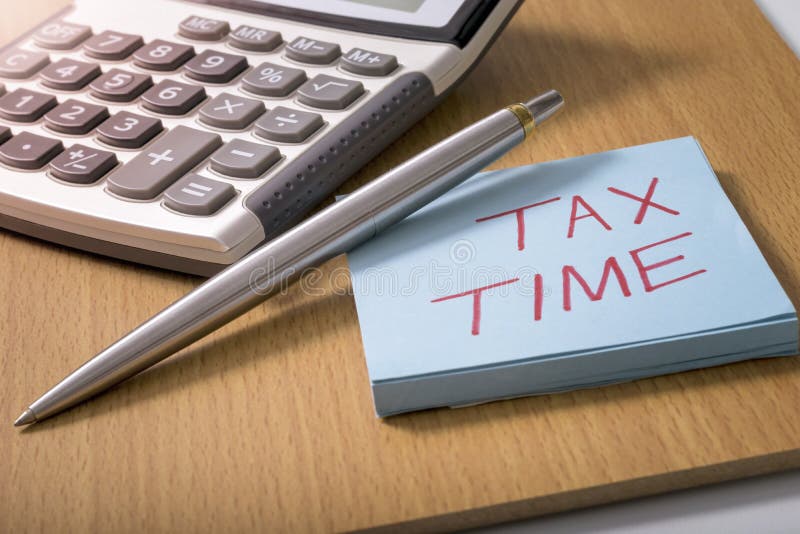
<box><xmin>14</xmin><ymin>90</ymin><xmax>564</xmax><ymax>427</ymax></box>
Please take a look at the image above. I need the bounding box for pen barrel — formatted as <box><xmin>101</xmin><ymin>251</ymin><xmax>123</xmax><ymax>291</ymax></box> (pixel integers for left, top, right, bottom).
<box><xmin>28</xmin><ymin>107</ymin><xmax>528</xmax><ymax>422</ymax></box>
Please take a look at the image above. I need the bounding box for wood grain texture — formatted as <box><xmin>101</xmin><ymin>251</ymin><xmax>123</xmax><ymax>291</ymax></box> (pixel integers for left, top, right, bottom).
<box><xmin>2</xmin><ymin>0</ymin><xmax>800</xmax><ymax>532</ymax></box>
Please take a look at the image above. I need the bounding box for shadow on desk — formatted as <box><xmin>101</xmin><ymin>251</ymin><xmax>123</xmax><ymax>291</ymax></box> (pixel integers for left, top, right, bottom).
<box><xmin>21</xmin><ymin>288</ymin><xmax>356</xmax><ymax>433</ymax></box>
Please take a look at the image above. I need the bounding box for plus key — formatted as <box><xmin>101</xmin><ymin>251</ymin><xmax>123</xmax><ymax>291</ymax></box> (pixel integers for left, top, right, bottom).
<box><xmin>106</xmin><ymin>125</ymin><xmax>222</xmax><ymax>200</ymax></box>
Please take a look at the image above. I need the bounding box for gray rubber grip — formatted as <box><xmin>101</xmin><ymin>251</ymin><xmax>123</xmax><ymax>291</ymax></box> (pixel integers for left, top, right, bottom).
<box><xmin>244</xmin><ymin>71</ymin><xmax>437</xmax><ymax>242</ymax></box>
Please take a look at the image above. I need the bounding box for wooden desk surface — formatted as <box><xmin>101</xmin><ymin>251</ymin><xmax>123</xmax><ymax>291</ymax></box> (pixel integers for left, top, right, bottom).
<box><xmin>2</xmin><ymin>0</ymin><xmax>800</xmax><ymax>532</ymax></box>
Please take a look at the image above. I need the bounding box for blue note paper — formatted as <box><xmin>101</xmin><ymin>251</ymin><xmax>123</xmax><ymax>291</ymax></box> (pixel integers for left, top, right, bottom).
<box><xmin>346</xmin><ymin>137</ymin><xmax>798</xmax><ymax>416</ymax></box>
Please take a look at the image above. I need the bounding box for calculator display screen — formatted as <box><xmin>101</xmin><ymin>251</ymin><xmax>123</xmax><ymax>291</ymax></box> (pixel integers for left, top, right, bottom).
<box><xmin>186</xmin><ymin>0</ymin><xmax>498</xmax><ymax>46</ymax></box>
<box><xmin>244</xmin><ymin>0</ymin><xmax>462</xmax><ymax>27</ymax></box>
<box><xmin>344</xmin><ymin>0</ymin><xmax>426</xmax><ymax>14</ymax></box>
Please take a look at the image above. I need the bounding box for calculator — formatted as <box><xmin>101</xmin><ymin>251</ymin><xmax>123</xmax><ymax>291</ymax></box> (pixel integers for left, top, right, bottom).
<box><xmin>0</xmin><ymin>0</ymin><xmax>520</xmax><ymax>275</ymax></box>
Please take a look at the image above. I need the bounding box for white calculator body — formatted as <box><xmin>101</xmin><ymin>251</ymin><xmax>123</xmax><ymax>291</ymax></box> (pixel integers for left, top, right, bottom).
<box><xmin>0</xmin><ymin>0</ymin><xmax>520</xmax><ymax>275</ymax></box>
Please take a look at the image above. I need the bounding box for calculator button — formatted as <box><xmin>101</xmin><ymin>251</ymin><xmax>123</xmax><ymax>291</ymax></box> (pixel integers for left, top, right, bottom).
<box><xmin>164</xmin><ymin>174</ymin><xmax>235</xmax><ymax>215</ymax></box>
<box><xmin>296</xmin><ymin>74</ymin><xmax>363</xmax><ymax>110</ymax></box>
<box><xmin>107</xmin><ymin>125</ymin><xmax>222</xmax><ymax>200</ymax></box>
<box><xmin>0</xmin><ymin>48</ymin><xmax>50</xmax><ymax>79</ymax></box>
<box><xmin>96</xmin><ymin>111</ymin><xmax>163</xmax><ymax>149</ymax></box>
<box><xmin>210</xmin><ymin>139</ymin><xmax>280</xmax><ymax>178</ymax></box>
<box><xmin>40</xmin><ymin>58</ymin><xmax>101</xmax><ymax>91</ymax></box>
<box><xmin>0</xmin><ymin>131</ymin><xmax>63</xmax><ymax>169</ymax></box>
<box><xmin>341</xmin><ymin>48</ymin><xmax>398</xmax><ymax>76</ymax></box>
<box><xmin>89</xmin><ymin>69</ymin><xmax>153</xmax><ymax>102</ymax></box>
<box><xmin>83</xmin><ymin>31</ymin><xmax>144</xmax><ymax>60</ymax></box>
<box><xmin>0</xmin><ymin>125</ymin><xmax>10</xmax><ymax>145</ymax></box>
<box><xmin>179</xmin><ymin>16</ymin><xmax>230</xmax><ymax>41</ymax></box>
<box><xmin>199</xmin><ymin>93</ymin><xmax>265</xmax><ymax>130</ymax></box>
<box><xmin>33</xmin><ymin>21</ymin><xmax>92</xmax><ymax>50</ymax></box>
<box><xmin>229</xmin><ymin>25</ymin><xmax>282</xmax><ymax>52</ymax></box>
<box><xmin>241</xmin><ymin>62</ymin><xmax>306</xmax><ymax>97</ymax></box>
<box><xmin>49</xmin><ymin>144</ymin><xmax>118</xmax><ymax>184</ymax></box>
<box><xmin>285</xmin><ymin>37</ymin><xmax>340</xmax><ymax>65</ymax></box>
<box><xmin>184</xmin><ymin>50</ymin><xmax>248</xmax><ymax>83</ymax></box>
<box><xmin>254</xmin><ymin>106</ymin><xmax>322</xmax><ymax>143</ymax></box>
<box><xmin>0</xmin><ymin>88</ymin><xmax>57</xmax><ymax>122</ymax></box>
<box><xmin>133</xmin><ymin>40</ymin><xmax>195</xmax><ymax>71</ymax></box>
<box><xmin>141</xmin><ymin>80</ymin><xmax>206</xmax><ymax>115</ymax></box>
<box><xmin>44</xmin><ymin>99</ymin><xmax>109</xmax><ymax>135</ymax></box>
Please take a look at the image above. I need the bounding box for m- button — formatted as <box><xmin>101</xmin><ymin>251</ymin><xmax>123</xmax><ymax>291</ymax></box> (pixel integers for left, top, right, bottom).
<box><xmin>285</xmin><ymin>36</ymin><xmax>340</xmax><ymax>65</ymax></box>
<box><xmin>341</xmin><ymin>48</ymin><xmax>398</xmax><ymax>76</ymax></box>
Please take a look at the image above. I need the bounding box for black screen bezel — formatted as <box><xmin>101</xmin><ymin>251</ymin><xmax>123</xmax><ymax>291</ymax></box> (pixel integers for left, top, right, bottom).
<box><xmin>184</xmin><ymin>0</ymin><xmax>501</xmax><ymax>47</ymax></box>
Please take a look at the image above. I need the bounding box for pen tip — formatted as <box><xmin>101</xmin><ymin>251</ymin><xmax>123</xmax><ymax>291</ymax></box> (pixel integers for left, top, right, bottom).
<box><xmin>14</xmin><ymin>409</ymin><xmax>36</xmax><ymax>427</ymax></box>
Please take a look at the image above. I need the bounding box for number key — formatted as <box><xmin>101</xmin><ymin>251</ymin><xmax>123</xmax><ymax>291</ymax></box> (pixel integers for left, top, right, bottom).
<box><xmin>0</xmin><ymin>88</ymin><xmax>57</xmax><ymax>122</ymax></box>
<box><xmin>40</xmin><ymin>58</ymin><xmax>101</xmax><ymax>91</ymax></box>
<box><xmin>44</xmin><ymin>99</ymin><xmax>109</xmax><ymax>135</ymax></box>
<box><xmin>241</xmin><ymin>62</ymin><xmax>306</xmax><ymax>97</ymax></box>
<box><xmin>96</xmin><ymin>111</ymin><xmax>163</xmax><ymax>149</ymax></box>
<box><xmin>184</xmin><ymin>50</ymin><xmax>247</xmax><ymax>84</ymax></box>
<box><xmin>141</xmin><ymin>80</ymin><xmax>206</xmax><ymax>115</ymax></box>
<box><xmin>0</xmin><ymin>48</ymin><xmax>50</xmax><ymax>79</ymax></box>
<box><xmin>83</xmin><ymin>31</ymin><xmax>144</xmax><ymax>60</ymax></box>
<box><xmin>133</xmin><ymin>39</ymin><xmax>195</xmax><ymax>71</ymax></box>
<box><xmin>89</xmin><ymin>69</ymin><xmax>153</xmax><ymax>102</ymax></box>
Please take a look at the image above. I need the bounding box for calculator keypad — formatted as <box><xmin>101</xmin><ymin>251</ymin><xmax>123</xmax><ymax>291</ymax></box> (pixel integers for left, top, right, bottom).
<box><xmin>96</xmin><ymin>111</ymin><xmax>163</xmax><ymax>149</ymax></box>
<box><xmin>83</xmin><ymin>31</ymin><xmax>144</xmax><ymax>61</ymax></box>
<box><xmin>49</xmin><ymin>144</ymin><xmax>118</xmax><ymax>184</ymax></box>
<box><xmin>44</xmin><ymin>99</ymin><xmax>109</xmax><ymax>135</ymax></box>
<box><xmin>0</xmin><ymin>88</ymin><xmax>57</xmax><ymax>122</ymax></box>
<box><xmin>133</xmin><ymin>40</ymin><xmax>195</xmax><ymax>71</ymax></box>
<box><xmin>40</xmin><ymin>58</ymin><xmax>101</xmax><ymax>91</ymax></box>
<box><xmin>0</xmin><ymin>49</ymin><xmax>50</xmax><ymax>79</ymax></box>
<box><xmin>0</xmin><ymin>131</ymin><xmax>63</xmax><ymax>169</ymax></box>
<box><xmin>107</xmin><ymin>125</ymin><xmax>222</xmax><ymax>200</ymax></box>
<box><xmin>0</xmin><ymin>11</ymin><xmax>406</xmax><ymax>232</ymax></box>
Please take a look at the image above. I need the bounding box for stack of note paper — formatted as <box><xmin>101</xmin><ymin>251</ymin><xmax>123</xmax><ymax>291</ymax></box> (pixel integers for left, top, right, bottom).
<box><xmin>346</xmin><ymin>137</ymin><xmax>798</xmax><ymax>417</ymax></box>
